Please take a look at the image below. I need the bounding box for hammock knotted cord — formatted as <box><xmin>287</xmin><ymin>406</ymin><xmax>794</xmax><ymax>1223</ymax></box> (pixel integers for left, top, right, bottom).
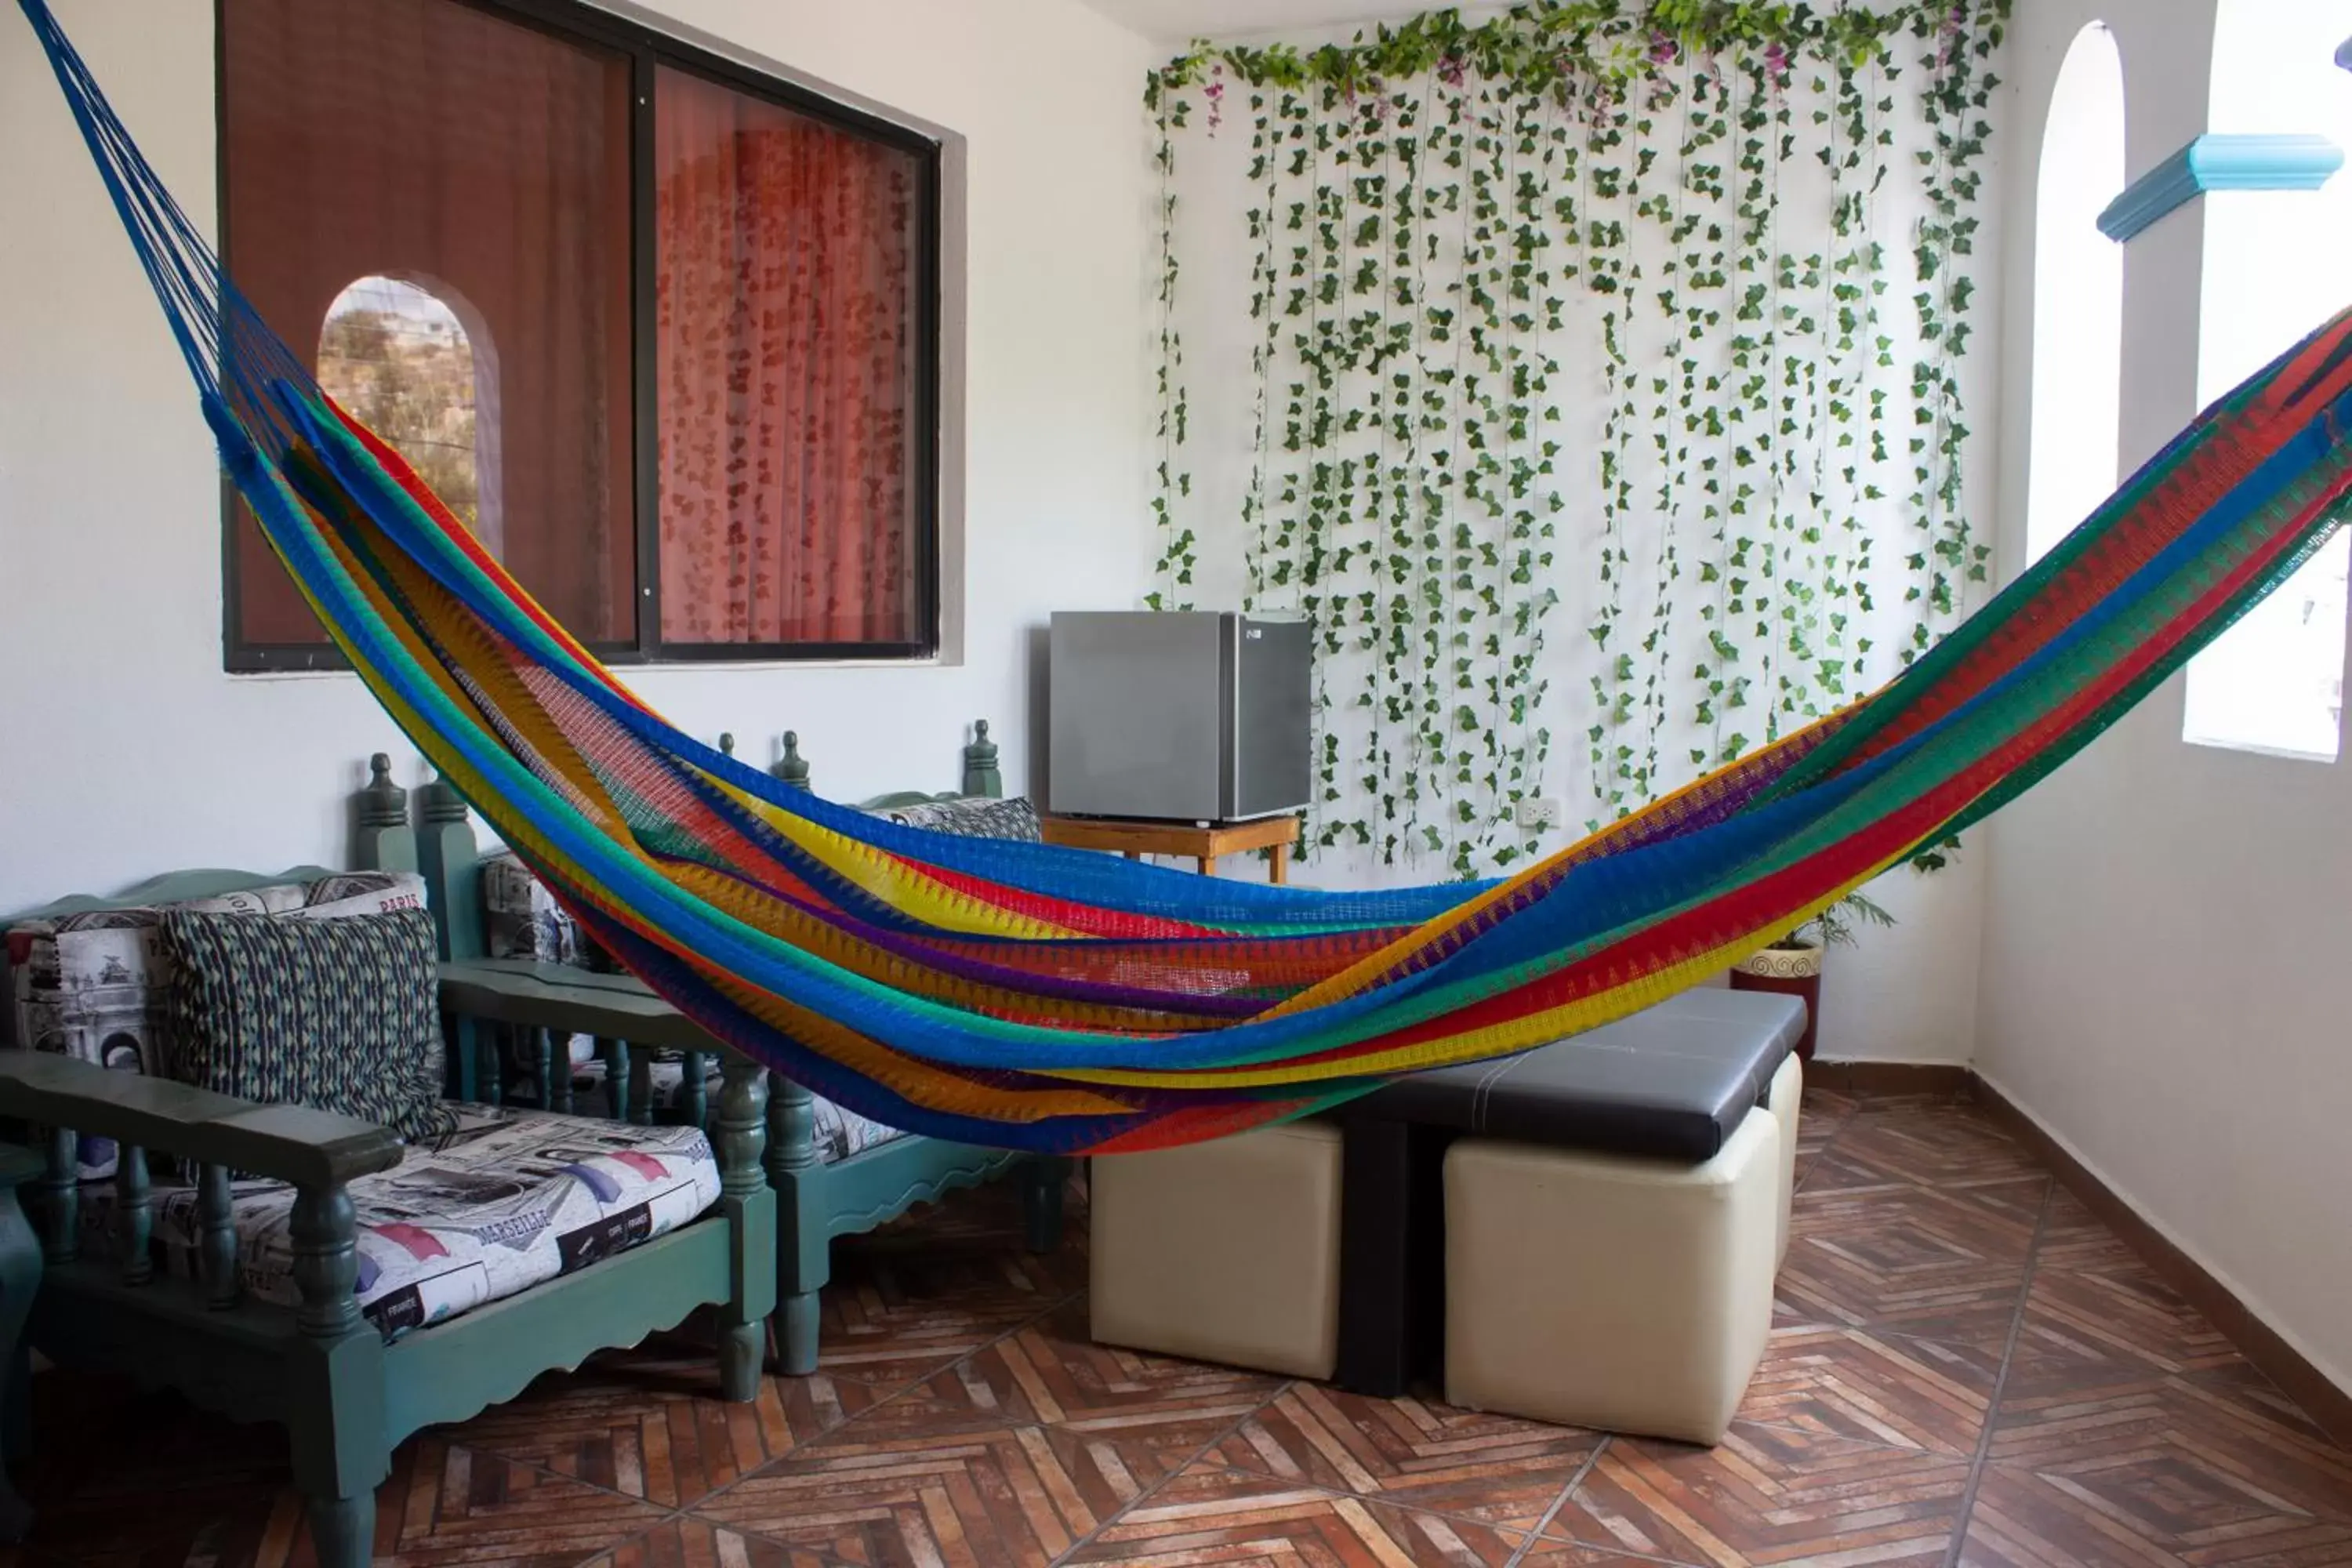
<box><xmin>20</xmin><ymin>0</ymin><xmax>2352</xmax><ymax>1152</ymax></box>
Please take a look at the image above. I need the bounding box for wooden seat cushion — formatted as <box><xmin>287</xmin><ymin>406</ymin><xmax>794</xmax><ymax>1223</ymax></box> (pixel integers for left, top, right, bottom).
<box><xmin>78</xmin><ymin>1104</ymin><xmax>719</xmax><ymax>1340</ymax></box>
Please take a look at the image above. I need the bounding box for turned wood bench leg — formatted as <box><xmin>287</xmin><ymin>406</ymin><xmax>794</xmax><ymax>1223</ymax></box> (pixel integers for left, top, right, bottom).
<box><xmin>601</xmin><ymin>1040</ymin><xmax>630</xmax><ymax>1124</ymax></box>
<box><xmin>683</xmin><ymin>1050</ymin><xmax>710</xmax><ymax>1133</ymax></box>
<box><xmin>1023</xmin><ymin>1156</ymin><xmax>1070</xmax><ymax>1255</ymax></box>
<box><xmin>777</xmin><ymin>1289</ymin><xmax>821</xmax><ymax>1376</ymax></box>
<box><xmin>714</xmin><ymin>1058</ymin><xmax>772</xmax><ymax>1403</ymax></box>
<box><xmin>287</xmin><ymin>1184</ymin><xmax>388</xmax><ymax>1568</ymax></box>
<box><xmin>0</xmin><ymin>1150</ymin><xmax>44</xmax><ymax>1543</ymax></box>
<box><xmin>629</xmin><ymin>1051</ymin><xmax>655</xmax><ymax>1127</ymax></box>
<box><xmin>306</xmin><ymin>1493</ymin><xmax>373</xmax><ymax>1568</ymax></box>
<box><xmin>763</xmin><ymin>1073</ymin><xmax>828</xmax><ymax>1376</ymax></box>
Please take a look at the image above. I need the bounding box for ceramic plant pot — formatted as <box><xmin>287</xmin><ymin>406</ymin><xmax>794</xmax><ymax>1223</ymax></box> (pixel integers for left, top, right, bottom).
<box><xmin>1730</xmin><ymin>942</ymin><xmax>1823</xmax><ymax>1062</ymax></box>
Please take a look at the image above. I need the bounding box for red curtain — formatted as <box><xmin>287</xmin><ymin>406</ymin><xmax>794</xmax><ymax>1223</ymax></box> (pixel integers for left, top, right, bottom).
<box><xmin>222</xmin><ymin>0</ymin><xmax>635</xmax><ymax>648</ymax></box>
<box><xmin>655</xmin><ymin>67</ymin><xmax>920</xmax><ymax>648</ymax></box>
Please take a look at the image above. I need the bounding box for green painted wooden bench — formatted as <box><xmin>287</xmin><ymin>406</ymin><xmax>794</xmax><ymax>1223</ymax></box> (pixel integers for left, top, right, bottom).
<box><xmin>0</xmin><ymin>779</ymin><xmax>775</xmax><ymax>1568</ymax></box>
<box><xmin>422</xmin><ymin>719</ymin><xmax>1067</xmax><ymax>1376</ymax></box>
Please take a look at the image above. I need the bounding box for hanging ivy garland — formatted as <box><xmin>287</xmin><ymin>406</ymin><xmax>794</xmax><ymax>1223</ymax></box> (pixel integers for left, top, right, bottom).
<box><xmin>1149</xmin><ymin>0</ymin><xmax>2007</xmax><ymax>876</ymax></box>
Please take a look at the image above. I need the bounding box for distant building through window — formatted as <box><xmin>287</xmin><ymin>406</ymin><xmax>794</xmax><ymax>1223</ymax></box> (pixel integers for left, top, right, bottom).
<box><xmin>2026</xmin><ymin>24</ymin><xmax>2124</xmax><ymax>568</ymax></box>
<box><xmin>317</xmin><ymin>274</ymin><xmax>498</xmax><ymax>550</ymax></box>
<box><xmin>2182</xmin><ymin>0</ymin><xmax>2352</xmax><ymax>760</ymax></box>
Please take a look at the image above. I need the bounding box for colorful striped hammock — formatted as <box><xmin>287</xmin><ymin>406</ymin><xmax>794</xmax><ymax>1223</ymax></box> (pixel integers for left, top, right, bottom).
<box><xmin>23</xmin><ymin>0</ymin><xmax>2352</xmax><ymax>1153</ymax></box>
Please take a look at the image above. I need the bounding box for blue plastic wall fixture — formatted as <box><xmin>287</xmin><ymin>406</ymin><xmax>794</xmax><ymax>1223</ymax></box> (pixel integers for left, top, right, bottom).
<box><xmin>2097</xmin><ymin>133</ymin><xmax>2344</xmax><ymax>242</ymax></box>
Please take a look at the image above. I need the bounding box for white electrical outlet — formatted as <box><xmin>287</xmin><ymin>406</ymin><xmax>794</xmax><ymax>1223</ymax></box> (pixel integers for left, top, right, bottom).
<box><xmin>1514</xmin><ymin>797</ymin><xmax>1563</xmax><ymax>830</ymax></box>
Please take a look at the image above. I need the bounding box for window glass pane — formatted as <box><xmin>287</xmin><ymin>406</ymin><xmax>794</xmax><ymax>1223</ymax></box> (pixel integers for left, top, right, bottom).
<box><xmin>2180</xmin><ymin>0</ymin><xmax>2352</xmax><ymax>759</ymax></box>
<box><xmin>318</xmin><ymin>278</ymin><xmax>491</xmax><ymax>546</ymax></box>
<box><xmin>655</xmin><ymin>66</ymin><xmax>925</xmax><ymax>648</ymax></box>
<box><xmin>2025</xmin><ymin>25</ymin><xmax>2122</xmax><ymax>568</ymax></box>
<box><xmin>223</xmin><ymin>0</ymin><xmax>634</xmax><ymax>652</ymax></box>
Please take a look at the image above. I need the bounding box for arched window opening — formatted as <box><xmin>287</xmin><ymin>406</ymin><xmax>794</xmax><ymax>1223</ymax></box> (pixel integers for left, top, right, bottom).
<box><xmin>317</xmin><ymin>274</ymin><xmax>503</xmax><ymax>554</ymax></box>
<box><xmin>2026</xmin><ymin>24</ymin><xmax>2125</xmax><ymax>567</ymax></box>
<box><xmin>2183</xmin><ymin>0</ymin><xmax>2352</xmax><ymax>760</ymax></box>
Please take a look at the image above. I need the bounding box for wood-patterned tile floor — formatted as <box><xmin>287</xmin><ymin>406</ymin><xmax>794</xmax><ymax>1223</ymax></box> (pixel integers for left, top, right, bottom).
<box><xmin>11</xmin><ymin>1087</ymin><xmax>2352</xmax><ymax>1567</ymax></box>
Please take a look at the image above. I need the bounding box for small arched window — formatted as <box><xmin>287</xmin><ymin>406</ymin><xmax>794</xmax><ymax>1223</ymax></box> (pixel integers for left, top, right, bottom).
<box><xmin>317</xmin><ymin>274</ymin><xmax>502</xmax><ymax>552</ymax></box>
<box><xmin>2026</xmin><ymin>24</ymin><xmax>2125</xmax><ymax>568</ymax></box>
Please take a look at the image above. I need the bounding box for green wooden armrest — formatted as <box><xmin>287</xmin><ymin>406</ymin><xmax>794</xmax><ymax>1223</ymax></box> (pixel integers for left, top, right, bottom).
<box><xmin>0</xmin><ymin>1051</ymin><xmax>402</xmax><ymax>1189</ymax></box>
<box><xmin>437</xmin><ymin>960</ymin><xmax>731</xmax><ymax>1056</ymax></box>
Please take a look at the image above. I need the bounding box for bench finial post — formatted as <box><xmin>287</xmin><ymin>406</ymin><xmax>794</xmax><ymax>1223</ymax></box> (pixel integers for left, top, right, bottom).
<box><xmin>964</xmin><ymin>720</ymin><xmax>1002</xmax><ymax>799</ymax></box>
<box><xmin>354</xmin><ymin>754</ymin><xmax>417</xmax><ymax>874</ymax></box>
<box><xmin>775</xmin><ymin>732</ymin><xmax>811</xmax><ymax>793</ymax></box>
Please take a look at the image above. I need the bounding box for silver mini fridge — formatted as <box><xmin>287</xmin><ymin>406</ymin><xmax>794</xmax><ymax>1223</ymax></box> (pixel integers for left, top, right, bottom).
<box><xmin>1048</xmin><ymin>611</ymin><xmax>1312</xmax><ymax>822</ymax></box>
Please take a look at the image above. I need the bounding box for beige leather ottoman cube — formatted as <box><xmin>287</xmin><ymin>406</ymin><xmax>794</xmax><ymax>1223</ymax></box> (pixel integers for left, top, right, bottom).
<box><xmin>1090</xmin><ymin>1121</ymin><xmax>1343</xmax><ymax>1378</ymax></box>
<box><xmin>1443</xmin><ymin>1105</ymin><xmax>1782</xmax><ymax>1445</ymax></box>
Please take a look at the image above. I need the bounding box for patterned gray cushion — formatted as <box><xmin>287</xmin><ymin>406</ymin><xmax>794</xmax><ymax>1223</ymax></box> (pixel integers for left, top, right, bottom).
<box><xmin>481</xmin><ymin>851</ymin><xmax>613</xmax><ymax>970</ymax></box>
<box><xmin>160</xmin><ymin>907</ymin><xmax>452</xmax><ymax>1144</ymax></box>
<box><xmin>873</xmin><ymin>795</ymin><xmax>1041</xmax><ymax>841</ymax></box>
<box><xmin>6</xmin><ymin>871</ymin><xmax>431</xmax><ymax>1179</ymax></box>
<box><xmin>81</xmin><ymin>1103</ymin><xmax>720</xmax><ymax>1341</ymax></box>
<box><xmin>6</xmin><ymin>870</ymin><xmax>430</xmax><ymax>1076</ymax></box>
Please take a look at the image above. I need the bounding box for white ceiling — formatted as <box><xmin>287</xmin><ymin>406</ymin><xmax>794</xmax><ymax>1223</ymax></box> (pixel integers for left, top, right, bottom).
<box><xmin>1079</xmin><ymin>0</ymin><xmax>1449</xmax><ymax>47</ymax></box>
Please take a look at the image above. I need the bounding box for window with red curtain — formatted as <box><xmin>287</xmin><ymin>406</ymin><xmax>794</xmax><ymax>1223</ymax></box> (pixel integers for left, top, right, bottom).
<box><xmin>655</xmin><ymin>69</ymin><xmax>923</xmax><ymax>649</ymax></box>
<box><xmin>219</xmin><ymin>0</ymin><xmax>937</xmax><ymax>670</ymax></box>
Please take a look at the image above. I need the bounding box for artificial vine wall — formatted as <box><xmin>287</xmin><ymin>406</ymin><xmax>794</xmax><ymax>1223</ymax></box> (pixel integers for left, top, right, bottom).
<box><xmin>1148</xmin><ymin>2</ymin><xmax>2005</xmax><ymax>877</ymax></box>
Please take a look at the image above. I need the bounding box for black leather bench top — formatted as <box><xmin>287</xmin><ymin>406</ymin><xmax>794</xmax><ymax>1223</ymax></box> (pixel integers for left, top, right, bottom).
<box><xmin>1342</xmin><ymin>988</ymin><xmax>1806</xmax><ymax>1163</ymax></box>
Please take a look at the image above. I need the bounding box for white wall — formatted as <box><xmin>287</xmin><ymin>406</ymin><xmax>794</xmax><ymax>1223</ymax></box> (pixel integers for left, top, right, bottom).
<box><xmin>1145</xmin><ymin>20</ymin><xmax>2002</xmax><ymax>1065</ymax></box>
<box><xmin>0</xmin><ymin>0</ymin><xmax>1155</xmax><ymax>911</ymax></box>
<box><xmin>1978</xmin><ymin>0</ymin><xmax>2352</xmax><ymax>1392</ymax></box>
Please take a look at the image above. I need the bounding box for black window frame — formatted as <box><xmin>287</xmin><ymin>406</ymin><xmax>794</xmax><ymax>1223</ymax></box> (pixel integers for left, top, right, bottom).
<box><xmin>215</xmin><ymin>0</ymin><xmax>943</xmax><ymax>673</ymax></box>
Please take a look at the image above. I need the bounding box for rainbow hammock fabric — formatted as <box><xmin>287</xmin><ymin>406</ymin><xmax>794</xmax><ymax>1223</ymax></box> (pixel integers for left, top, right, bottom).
<box><xmin>21</xmin><ymin>0</ymin><xmax>2352</xmax><ymax>1155</ymax></box>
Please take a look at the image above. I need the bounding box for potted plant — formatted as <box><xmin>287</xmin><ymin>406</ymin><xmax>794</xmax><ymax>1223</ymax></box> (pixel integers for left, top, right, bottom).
<box><xmin>1729</xmin><ymin>891</ymin><xmax>1894</xmax><ymax>1062</ymax></box>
